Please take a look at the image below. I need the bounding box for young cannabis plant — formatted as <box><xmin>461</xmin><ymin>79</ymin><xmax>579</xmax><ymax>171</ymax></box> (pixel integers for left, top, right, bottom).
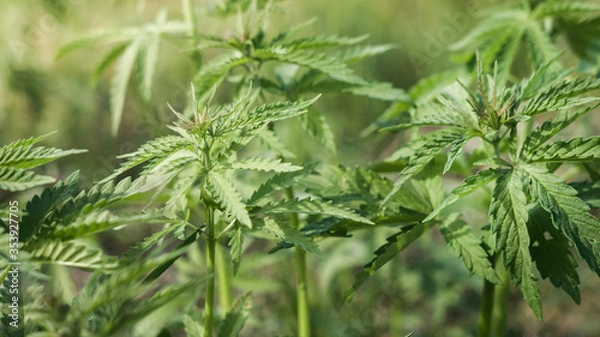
<box><xmin>100</xmin><ymin>90</ymin><xmax>375</xmax><ymax>336</ymax></box>
<box><xmin>347</xmin><ymin>60</ymin><xmax>600</xmax><ymax>335</ymax></box>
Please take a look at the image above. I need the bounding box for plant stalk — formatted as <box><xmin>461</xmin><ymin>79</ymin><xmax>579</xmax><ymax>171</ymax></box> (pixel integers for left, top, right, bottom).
<box><xmin>478</xmin><ymin>254</ymin><xmax>499</xmax><ymax>337</ymax></box>
<box><xmin>216</xmin><ymin>242</ymin><xmax>233</xmax><ymax>312</ymax></box>
<box><xmin>286</xmin><ymin>187</ymin><xmax>311</xmax><ymax>337</ymax></box>
<box><xmin>491</xmin><ymin>265</ymin><xmax>510</xmax><ymax>337</ymax></box>
<box><xmin>204</xmin><ymin>205</ymin><xmax>216</xmax><ymax>337</ymax></box>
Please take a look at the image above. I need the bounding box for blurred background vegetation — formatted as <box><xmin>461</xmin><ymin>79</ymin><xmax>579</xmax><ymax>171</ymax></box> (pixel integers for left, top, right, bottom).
<box><xmin>1</xmin><ymin>0</ymin><xmax>599</xmax><ymax>336</ymax></box>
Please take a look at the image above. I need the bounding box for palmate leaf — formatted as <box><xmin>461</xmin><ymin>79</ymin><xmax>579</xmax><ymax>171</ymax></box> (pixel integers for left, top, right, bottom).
<box><xmin>208</xmin><ymin>171</ymin><xmax>252</xmax><ymax>228</ymax></box>
<box><xmin>258</xmin><ymin>197</ymin><xmax>373</xmax><ymax>225</ymax></box>
<box><xmin>438</xmin><ymin>213</ymin><xmax>500</xmax><ymax>284</ymax></box>
<box><xmin>383</xmin><ymin>129</ymin><xmax>466</xmax><ymax>205</ymax></box>
<box><xmin>522</xmin><ymin>164</ymin><xmax>600</xmax><ymax>275</ymax></box>
<box><xmin>28</xmin><ymin>240</ymin><xmax>117</xmax><ymax>270</ymax></box>
<box><xmin>528</xmin><ymin>206</ymin><xmax>581</xmax><ymax>304</ymax></box>
<box><xmin>490</xmin><ymin>169</ymin><xmax>542</xmax><ymax>319</ymax></box>
<box><xmin>524</xmin><ymin>137</ymin><xmax>600</xmax><ymax>163</ymax></box>
<box><xmin>343</xmin><ymin>222</ymin><xmax>432</xmax><ymax>303</ymax></box>
<box><xmin>217</xmin><ymin>292</ymin><xmax>252</xmax><ymax>337</ymax></box>
<box><xmin>255</xmin><ymin>217</ymin><xmax>321</xmax><ymax>257</ymax></box>
<box><xmin>520</xmin><ymin>104</ymin><xmax>597</xmax><ymax>159</ymax></box>
<box><xmin>424</xmin><ymin>168</ymin><xmax>503</xmax><ymax>222</ymax></box>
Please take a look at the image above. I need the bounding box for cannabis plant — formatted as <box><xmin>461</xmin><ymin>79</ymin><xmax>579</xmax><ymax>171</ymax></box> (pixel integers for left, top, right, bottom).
<box><xmin>347</xmin><ymin>58</ymin><xmax>600</xmax><ymax>336</ymax></box>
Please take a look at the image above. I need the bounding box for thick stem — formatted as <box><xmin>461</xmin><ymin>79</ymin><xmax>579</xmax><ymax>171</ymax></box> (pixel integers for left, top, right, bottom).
<box><xmin>478</xmin><ymin>254</ymin><xmax>499</xmax><ymax>337</ymax></box>
<box><xmin>204</xmin><ymin>205</ymin><xmax>216</xmax><ymax>337</ymax></box>
<box><xmin>491</xmin><ymin>265</ymin><xmax>510</xmax><ymax>337</ymax></box>
<box><xmin>216</xmin><ymin>242</ymin><xmax>233</xmax><ymax>312</ymax></box>
<box><xmin>295</xmin><ymin>247</ymin><xmax>310</xmax><ymax>337</ymax></box>
<box><xmin>182</xmin><ymin>0</ymin><xmax>202</xmax><ymax>71</ymax></box>
<box><xmin>286</xmin><ymin>187</ymin><xmax>310</xmax><ymax>337</ymax></box>
<box><xmin>478</xmin><ymin>277</ymin><xmax>496</xmax><ymax>337</ymax></box>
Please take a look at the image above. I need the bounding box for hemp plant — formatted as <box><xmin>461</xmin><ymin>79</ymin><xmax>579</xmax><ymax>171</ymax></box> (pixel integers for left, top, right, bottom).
<box><xmin>346</xmin><ymin>57</ymin><xmax>600</xmax><ymax>336</ymax></box>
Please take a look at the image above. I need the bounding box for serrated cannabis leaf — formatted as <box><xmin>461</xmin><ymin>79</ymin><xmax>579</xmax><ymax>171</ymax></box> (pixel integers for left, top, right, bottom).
<box><xmin>217</xmin><ymin>292</ymin><xmax>252</xmax><ymax>337</ymax></box>
<box><xmin>439</xmin><ymin>213</ymin><xmax>500</xmax><ymax>283</ymax></box>
<box><xmin>208</xmin><ymin>171</ymin><xmax>252</xmax><ymax>228</ymax></box>
<box><xmin>491</xmin><ymin>169</ymin><xmax>542</xmax><ymax>319</ymax></box>
<box><xmin>524</xmin><ymin>137</ymin><xmax>600</xmax><ymax>163</ymax></box>
<box><xmin>256</xmin><ymin>217</ymin><xmax>321</xmax><ymax>257</ymax></box>
<box><xmin>522</xmin><ymin>165</ymin><xmax>600</xmax><ymax>275</ymax></box>
<box><xmin>424</xmin><ymin>168</ymin><xmax>504</xmax><ymax>222</ymax></box>
<box><xmin>528</xmin><ymin>206</ymin><xmax>581</xmax><ymax>304</ymax></box>
<box><xmin>343</xmin><ymin>222</ymin><xmax>432</xmax><ymax>303</ymax></box>
<box><xmin>28</xmin><ymin>240</ymin><xmax>118</xmax><ymax>270</ymax></box>
<box><xmin>259</xmin><ymin>198</ymin><xmax>373</xmax><ymax>225</ymax></box>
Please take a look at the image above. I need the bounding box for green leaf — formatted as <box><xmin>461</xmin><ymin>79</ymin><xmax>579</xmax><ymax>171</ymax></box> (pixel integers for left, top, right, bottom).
<box><xmin>528</xmin><ymin>206</ymin><xmax>581</xmax><ymax>304</ymax></box>
<box><xmin>110</xmin><ymin>38</ymin><xmax>141</xmax><ymax>136</ymax></box>
<box><xmin>570</xmin><ymin>181</ymin><xmax>600</xmax><ymax>208</ymax></box>
<box><xmin>229</xmin><ymin>225</ymin><xmax>244</xmax><ymax>275</ymax></box>
<box><xmin>524</xmin><ymin>137</ymin><xmax>600</xmax><ymax>163</ymax></box>
<box><xmin>520</xmin><ymin>105</ymin><xmax>597</xmax><ymax>159</ymax></box>
<box><xmin>383</xmin><ymin>129</ymin><xmax>466</xmax><ymax>205</ymax></box>
<box><xmin>520</xmin><ymin>76</ymin><xmax>600</xmax><ymax>116</ymax></box>
<box><xmin>424</xmin><ymin>168</ymin><xmax>503</xmax><ymax>222</ymax></box>
<box><xmin>216</xmin><ymin>96</ymin><xmax>318</xmax><ymax>135</ymax></box>
<box><xmin>0</xmin><ymin>167</ymin><xmax>55</xmax><ymax>192</ymax></box>
<box><xmin>247</xmin><ymin>168</ymin><xmax>313</xmax><ymax>205</ymax></box>
<box><xmin>47</xmin><ymin>210</ymin><xmax>167</xmax><ymax>241</ymax></box>
<box><xmin>21</xmin><ymin>171</ymin><xmax>80</xmax><ymax>243</ymax></box>
<box><xmin>0</xmin><ymin>136</ymin><xmax>86</xmax><ymax>170</ymax></box>
<box><xmin>137</xmin><ymin>10</ymin><xmax>166</xmax><ymax>102</ymax></box>
<box><xmin>229</xmin><ymin>157</ymin><xmax>302</xmax><ymax>172</ymax></box>
<box><xmin>255</xmin><ymin>49</ymin><xmax>367</xmax><ymax>85</ymax></box>
<box><xmin>183</xmin><ymin>314</ymin><xmax>205</xmax><ymax>337</ymax></box>
<box><xmin>522</xmin><ymin>165</ymin><xmax>600</xmax><ymax>275</ymax></box>
<box><xmin>338</xmin><ymin>44</ymin><xmax>396</xmax><ymax>64</ymax></box>
<box><xmin>256</xmin><ymin>217</ymin><xmax>321</xmax><ymax>257</ymax></box>
<box><xmin>259</xmin><ymin>197</ymin><xmax>373</xmax><ymax>225</ymax></box>
<box><xmin>438</xmin><ymin>213</ymin><xmax>500</xmax><ymax>283</ymax></box>
<box><xmin>217</xmin><ymin>292</ymin><xmax>252</xmax><ymax>337</ymax></box>
<box><xmin>194</xmin><ymin>56</ymin><xmax>254</xmax><ymax>101</ymax></box>
<box><xmin>277</xmin><ymin>34</ymin><xmax>368</xmax><ymax>50</ymax></box>
<box><xmin>28</xmin><ymin>240</ymin><xmax>117</xmax><ymax>270</ymax></box>
<box><xmin>299</xmin><ymin>108</ymin><xmax>337</xmax><ymax>153</ymax></box>
<box><xmin>208</xmin><ymin>171</ymin><xmax>252</xmax><ymax>228</ymax></box>
<box><xmin>490</xmin><ymin>169</ymin><xmax>542</xmax><ymax>319</ymax></box>
<box><xmin>343</xmin><ymin>223</ymin><xmax>432</xmax><ymax>303</ymax></box>
<box><xmin>532</xmin><ymin>1</ymin><xmax>600</xmax><ymax>19</ymax></box>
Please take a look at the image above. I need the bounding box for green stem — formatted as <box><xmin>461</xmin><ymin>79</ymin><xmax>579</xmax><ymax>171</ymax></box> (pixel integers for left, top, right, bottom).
<box><xmin>286</xmin><ymin>187</ymin><xmax>311</xmax><ymax>337</ymax></box>
<box><xmin>204</xmin><ymin>205</ymin><xmax>216</xmax><ymax>337</ymax></box>
<box><xmin>216</xmin><ymin>242</ymin><xmax>233</xmax><ymax>312</ymax></box>
<box><xmin>182</xmin><ymin>0</ymin><xmax>202</xmax><ymax>71</ymax></box>
<box><xmin>491</xmin><ymin>264</ymin><xmax>510</xmax><ymax>337</ymax></box>
<box><xmin>295</xmin><ymin>246</ymin><xmax>310</xmax><ymax>337</ymax></box>
<box><xmin>478</xmin><ymin>255</ymin><xmax>498</xmax><ymax>337</ymax></box>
